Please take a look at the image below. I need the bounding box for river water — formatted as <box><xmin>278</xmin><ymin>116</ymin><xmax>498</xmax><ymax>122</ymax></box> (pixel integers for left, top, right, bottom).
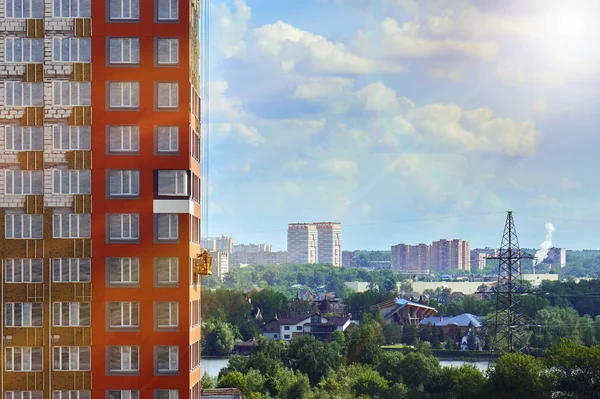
<box><xmin>201</xmin><ymin>357</ymin><xmax>489</xmax><ymax>378</ymax></box>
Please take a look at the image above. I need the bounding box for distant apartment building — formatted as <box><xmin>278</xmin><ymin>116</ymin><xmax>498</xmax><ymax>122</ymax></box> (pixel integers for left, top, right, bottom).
<box><xmin>210</xmin><ymin>251</ymin><xmax>230</xmax><ymax>279</ymax></box>
<box><xmin>231</xmin><ymin>251</ymin><xmax>288</xmax><ymax>267</ymax></box>
<box><xmin>471</xmin><ymin>247</ymin><xmax>499</xmax><ymax>270</ymax></box>
<box><xmin>288</xmin><ymin>223</ymin><xmax>319</xmax><ymax>264</ymax></box>
<box><xmin>545</xmin><ymin>247</ymin><xmax>567</xmax><ymax>268</ymax></box>
<box><xmin>233</xmin><ymin>243</ymin><xmax>273</xmax><ymax>253</ymax></box>
<box><xmin>342</xmin><ymin>250</ymin><xmax>356</xmax><ymax>267</ymax></box>
<box><xmin>202</xmin><ymin>234</ymin><xmax>237</xmax><ymax>253</ymax></box>
<box><xmin>315</xmin><ymin>222</ymin><xmax>342</xmax><ymax>266</ymax></box>
<box><xmin>393</xmin><ymin>239</ymin><xmax>471</xmax><ymax>272</ymax></box>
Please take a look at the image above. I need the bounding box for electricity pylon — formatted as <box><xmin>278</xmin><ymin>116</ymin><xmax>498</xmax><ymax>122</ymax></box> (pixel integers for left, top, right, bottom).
<box><xmin>488</xmin><ymin>211</ymin><xmax>534</xmax><ymax>362</ymax></box>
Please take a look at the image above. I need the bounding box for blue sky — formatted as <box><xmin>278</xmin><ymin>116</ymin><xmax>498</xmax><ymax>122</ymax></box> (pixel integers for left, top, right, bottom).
<box><xmin>206</xmin><ymin>0</ymin><xmax>600</xmax><ymax>251</ymax></box>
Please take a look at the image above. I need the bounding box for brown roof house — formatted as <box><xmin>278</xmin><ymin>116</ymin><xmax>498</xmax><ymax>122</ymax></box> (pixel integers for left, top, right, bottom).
<box><xmin>260</xmin><ymin>313</ymin><xmax>354</xmax><ymax>341</ymax></box>
<box><xmin>378</xmin><ymin>298</ymin><xmax>438</xmax><ymax>325</ymax></box>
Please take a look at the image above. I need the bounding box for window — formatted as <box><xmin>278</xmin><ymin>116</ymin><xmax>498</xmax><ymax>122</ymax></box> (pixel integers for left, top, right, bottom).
<box><xmin>191</xmin><ymin>174</ymin><xmax>201</xmax><ymax>203</ymax></box>
<box><xmin>4</xmin><ymin>82</ymin><xmax>43</xmax><ymax>107</ymax></box>
<box><xmin>5</xmin><ymin>259</ymin><xmax>43</xmax><ymax>283</ymax></box>
<box><xmin>190</xmin><ymin>216</ymin><xmax>200</xmax><ymax>243</ymax></box>
<box><xmin>5</xmin><ymin>126</ymin><xmax>43</xmax><ymax>151</ymax></box>
<box><xmin>157</xmin><ymin>170</ymin><xmax>187</xmax><ymax>196</ymax></box>
<box><xmin>4</xmin><ymin>170</ymin><xmax>43</xmax><ymax>195</ymax></box>
<box><xmin>52</xmin><ymin>258</ymin><xmax>91</xmax><ymax>282</ymax></box>
<box><xmin>156</xmin><ymin>391</ymin><xmax>178</xmax><ymax>399</ymax></box>
<box><xmin>5</xmin><ymin>0</ymin><xmax>43</xmax><ymax>18</ymax></box>
<box><xmin>156</xmin><ymin>82</ymin><xmax>179</xmax><ymax>108</ymax></box>
<box><xmin>5</xmin><ymin>303</ymin><xmax>43</xmax><ymax>327</ymax></box>
<box><xmin>157</xmin><ymin>0</ymin><xmax>178</xmax><ymax>21</ymax></box>
<box><xmin>107</xmin><ymin>258</ymin><xmax>139</xmax><ymax>285</ymax></box>
<box><xmin>6</xmin><ymin>392</ymin><xmax>43</xmax><ymax>399</ymax></box>
<box><xmin>52</xmin><ymin>82</ymin><xmax>91</xmax><ymax>106</ymax></box>
<box><xmin>53</xmin><ymin>126</ymin><xmax>91</xmax><ymax>150</ymax></box>
<box><xmin>156</xmin><ymin>39</ymin><xmax>178</xmax><ymax>64</ymax></box>
<box><xmin>190</xmin><ymin>341</ymin><xmax>200</xmax><ymax>370</ymax></box>
<box><xmin>296</xmin><ymin>326</ymin><xmax>302</xmax><ymax>331</ymax></box>
<box><xmin>52</xmin><ymin>38</ymin><xmax>91</xmax><ymax>62</ymax></box>
<box><xmin>52</xmin><ymin>170</ymin><xmax>91</xmax><ymax>194</ymax></box>
<box><xmin>52</xmin><ymin>0</ymin><xmax>91</xmax><ymax>17</ymax></box>
<box><xmin>108</xmin><ymin>126</ymin><xmax>140</xmax><ymax>153</ymax></box>
<box><xmin>191</xmin><ymin>128</ymin><xmax>200</xmax><ymax>161</ymax></box>
<box><xmin>108</xmin><ymin>346</ymin><xmax>139</xmax><ymax>372</ymax></box>
<box><xmin>5</xmin><ymin>214</ymin><xmax>43</xmax><ymax>239</ymax></box>
<box><xmin>52</xmin><ymin>213</ymin><xmax>91</xmax><ymax>238</ymax></box>
<box><xmin>156</xmin><ymin>126</ymin><xmax>179</xmax><ymax>153</ymax></box>
<box><xmin>156</xmin><ymin>258</ymin><xmax>178</xmax><ymax>285</ymax></box>
<box><xmin>156</xmin><ymin>214</ymin><xmax>178</xmax><ymax>241</ymax></box>
<box><xmin>108</xmin><ymin>392</ymin><xmax>138</xmax><ymax>399</ymax></box>
<box><xmin>52</xmin><ymin>391</ymin><xmax>91</xmax><ymax>399</ymax></box>
<box><xmin>108</xmin><ymin>214</ymin><xmax>139</xmax><ymax>241</ymax></box>
<box><xmin>52</xmin><ymin>302</ymin><xmax>91</xmax><ymax>326</ymax></box>
<box><xmin>156</xmin><ymin>346</ymin><xmax>178</xmax><ymax>373</ymax></box>
<box><xmin>190</xmin><ymin>300</ymin><xmax>200</xmax><ymax>327</ymax></box>
<box><xmin>284</xmin><ymin>334</ymin><xmax>290</xmax><ymax>339</ymax></box>
<box><xmin>5</xmin><ymin>347</ymin><xmax>43</xmax><ymax>371</ymax></box>
<box><xmin>109</xmin><ymin>302</ymin><xmax>139</xmax><ymax>328</ymax></box>
<box><xmin>108</xmin><ymin>170</ymin><xmax>139</xmax><ymax>197</ymax></box>
<box><xmin>109</xmin><ymin>82</ymin><xmax>140</xmax><ymax>108</ymax></box>
<box><xmin>284</xmin><ymin>326</ymin><xmax>290</xmax><ymax>331</ymax></box>
<box><xmin>4</xmin><ymin>38</ymin><xmax>43</xmax><ymax>63</ymax></box>
<box><xmin>156</xmin><ymin>302</ymin><xmax>178</xmax><ymax>328</ymax></box>
<box><xmin>53</xmin><ymin>347</ymin><xmax>91</xmax><ymax>371</ymax></box>
<box><xmin>109</xmin><ymin>0</ymin><xmax>139</xmax><ymax>20</ymax></box>
<box><xmin>109</xmin><ymin>38</ymin><xmax>140</xmax><ymax>64</ymax></box>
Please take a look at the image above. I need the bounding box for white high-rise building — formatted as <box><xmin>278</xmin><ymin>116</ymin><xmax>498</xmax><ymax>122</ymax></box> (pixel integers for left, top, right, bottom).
<box><xmin>315</xmin><ymin>222</ymin><xmax>342</xmax><ymax>266</ymax></box>
<box><xmin>287</xmin><ymin>223</ymin><xmax>319</xmax><ymax>264</ymax></box>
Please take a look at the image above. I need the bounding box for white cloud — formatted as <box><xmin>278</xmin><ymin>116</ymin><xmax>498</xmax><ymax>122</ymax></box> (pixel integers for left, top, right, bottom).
<box><xmin>294</xmin><ymin>77</ymin><xmax>354</xmax><ymax>100</ymax></box>
<box><xmin>427</xmin><ymin>66</ymin><xmax>467</xmax><ymax>81</ymax></box>
<box><xmin>213</xmin><ymin>0</ymin><xmax>251</xmax><ymax>58</ymax></box>
<box><xmin>214</xmin><ymin>123</ymin><xmax>265</xmax><ymax>146</ymax></box>
<box><xmin>209</xmin><ymin>81</ymin><xmax>244</xmax><ymax>120</ymax></box>
<box><xmin>319</xmin><ymin>159</ymin><xmax>358</xmax><ymax>181</ymax></box>
<box><xmin>359</xmin><ymin>203</ymin><xmax>372</xmax><ymax>215</ymax></box>
<box><xmin>533</xmin><ymin>100</ymin><xmax>549</xmax><ymax>116</ymax></box>
<box><xmin>560</xmin><ymin>176</ymin><xmax>582</xmax><ymax>190</ymax></box>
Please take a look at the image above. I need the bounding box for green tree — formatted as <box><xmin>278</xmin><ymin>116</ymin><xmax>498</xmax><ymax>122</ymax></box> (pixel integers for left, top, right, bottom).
<box><xmin>466</xmin><ymin>327</ymin><xmax>479</xmax><ymax>350</ymax></box>
<box><xmin>217</xmin><ymin>371</ymin><xmax>248</xmax><ymax>396</ymax></box>
<box><xmin>449</xmin><ymin>365</ymin><xmax>486</xmax><ymax>399</ymax></box>
<box><xmin>544</xmin><ymin>339</ymin><xmax>600</xmax><ymax>399</ymax></box>
<box><xmin>399</xmin><ymin>352</ymin><xmax>441</xmax><ymax>389</ymax></box>
<box><xmin>286</xmin><ymin>335</ymin><xmax>342</xmax><ymax>385</ymax></box>
<box><xmin>579</xmin><ymin>314</ymin><xmax>597</xmax><ymax>346</ymax></box>
<box><xmin>535</xmin><ymin>306</ymin><xmax>582</xmax><ymax>348</ymax></box>
<box><xmin>487</xmin><ymin>352</ymin><xmax>552</xmax><ymax>399</ymax></box>
<box><xmin>205</xmin><ymin>322</ymin><xmax>236</xmax><ymax>356</ymax></box>
<box><xmin>382</xmin><ymin>323</ymin><xmax>403</xmax><ymax>345</ymax></box>
<box><xmin>201</xmin><ymin>373</ymin><xmax>216</xmax><ymax>390</ymax></box>
<box><xmin>251</xmin><ymin>288</ymin><xmax>289</xmax><ymax>321</ymax></box>
<box><xmin>346</xmin><ymin>318</ymin><xmax>384</xmax><ymax>365</ymax></box>
<box><xmin>375</xmin><ymin>351</ymin><xmax>405</xmax><ymax>384</ymax></box>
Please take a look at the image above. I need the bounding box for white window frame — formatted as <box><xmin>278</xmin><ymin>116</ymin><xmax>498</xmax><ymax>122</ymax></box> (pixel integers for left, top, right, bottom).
<box><xmin>157</xmin><ymin>170</ymin><xmax>188</xmax><ymax>196</ymax></box>
<box><xmin>5</xmin><ymin>347</ymin><xmax>43</xmax><ymax>372</ymax></box>
<box><xmin>156</xmin><ymin>126</ymin><xmax>179</xmax><ymax>153</ymax></box>
<box><xmin>156</xmin><ymin>39</ymin><xmax>178</xmax><ymax>64</ymax></box>
<box><xmin>107</xmin><ymin>392</ymin><xmax>139</xmax><ymax>399</ymax></box>
<box><xmin>109</xmin><ymin>302</ymin><xmax>139</xmax><ymax>328</ymax></box>
<box><xmin>51</xmin><ymin>37</ymin><xmax>92</xmax><ymax>63</ymax></box>
<box><xmin>52</xmin><ymin>81</ymin><xmax>91</xmax><ymax>106</ymax></box>
<box><xmin>52</xmin><ymin>258</ymin><xmax>91</xmax><ymax>283</ymax></box>
<box><xmin>52</xmin><ymin>0</ymin><xmax>92</xmax><ymax>18</ymax></box>
<box><xmin>52</xmin><ymin>347</ymin><xmax>91</xmax><ymax>371</ymax></box>
<box><xmin>52</xmin><ymin>169</ymin><xmax>91</xmax><ymax>195</ymax></box>
<box><xmin>109</xmin><ymin>0</ymin><xmax>140</xmax><ymax>20</ymax></box>
<box><xmin>5</xmin><ymin>214</ymin><xmax>43</xmax><ymax>239</ymax></box>
<box><xmin>157</xmin><ymin>0</ymin><xmax>178</xmax><ymax>21</ymax></box>
<box><xmin>108</xmin><ymin>170</ymin><xmax>139</xmax><ymax>197</ymax></box>
<box><xmin>52</xmin><ymin>213</ymin><xmax>91</xmax><ymax>238</ymax></box>
<box><xmin>156</xmin><ymin>82</ymin><xmax>179</xmax><ymax>108</ymax></box>
<box><xmin>52</xmin><ymin>302</ymin><xmax>91</xmax><ymax>327</ymax></box>
<box><xmin>107</xmin><ymin>258</ymin><xmax>139</xmax><ymax>284</ymax></box>
<box><xmin>109</xmin><ymin>82</ymin><xmax>140</xmax><ymax>108</ymax></box>
<box><xmin>108</xmin><ymin>346</ymin><xmax>139</xmax><ymax>372</ymax></box>
<box><xmin>6</xmin><ymin>391</ymin><xmax>44</xmax><ymax>399</ymax></box>
<box><xmin>4</xmin><ymin>38</ymin><xmax>43</xmax><ymax>63</ymax></box>
<box><xmin>156</xmin><ymin>302</ymin><xmax>179</xmax><ymax>328</ymax></box>
<box><xmin>4</xmin><ymin>170</ymin><xmax>44</xmax><ymax>195</ymax></box>
<box><xmin>52</xmin><ymin>391</ymin><xmax>91</xmax><ymax>399</ymax></box>
<box><xmin>156</xmin><ymin>214</ymin><xmax>178</xmax><ymax>241</ymax></box>
<box><xmin>108</xmin><ymin>214</ymin><xmax>140</xmax><ymax>241</ymax></box>
<box><xmin>4</xmin><ymin>259</ymin><xmax>43</xmax><ymax>283</ymax></box>
<box><xmin>156</xmin><ymin>346</ymin><xmax>178</xmax><ymax>373</ymax></box>
<box><xmin>53</xmin><ymin>125</ymin><xmax>92</xmax><ymax>151</ymax></box>
<box><xmin>4</xmin><ymin>126</ymin><xmax>43</xmax><ymax>151</ymax></box>
<box><xmin>5</xmin><ymin>303</ymin><xmax>43</xmax><ymax>327</ymax></box>
<box><xmin>156</xmin><ymin>258</ymin><xmax>179</xmax><ymax>285</ymax></box>
<box><xmin>4</xmin><ymin>82</ymin><xmax>43</xmax><ymax>107</ymax></box>
<box><xmin>109</xmin><ymin>38</ymin><xmax>140</xmax><ymax>64</ymax></box>
<box><xmin>5</xmin><ymin>0</ymin><xmax>44</xmax><ymax>18</ymax></box>
<box><xmin>108</xmin><ymin>126</ymin><xmax>140</xmax><ymax>153</ymax></box>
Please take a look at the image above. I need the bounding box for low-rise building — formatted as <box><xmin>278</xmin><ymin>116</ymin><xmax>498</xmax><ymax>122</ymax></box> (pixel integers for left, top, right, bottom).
<box><xmin>202</xmin><ymin>389</ymin><xmax>243</xmax><ymax>399</ymax></box>
<box><xmin>420</xmin><ymin>313</ymin><xmax>483</xmax><ymax>348</ymax></box>
<box><xmin>260</xmin><ymin>313</ymin><xmax>354</xmax><ymax>341</ymax></box>
<box><xmin>378</xmin><ymin>298</ymin><xmax>438</xmax><ymax>325</ymax></box>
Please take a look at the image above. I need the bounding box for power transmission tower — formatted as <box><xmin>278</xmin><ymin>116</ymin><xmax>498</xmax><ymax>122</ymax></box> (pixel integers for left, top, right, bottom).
<box><xmin>488</xmin><ymin>211</ymin><xmax>534</xmax><ymax>362</ymax></box>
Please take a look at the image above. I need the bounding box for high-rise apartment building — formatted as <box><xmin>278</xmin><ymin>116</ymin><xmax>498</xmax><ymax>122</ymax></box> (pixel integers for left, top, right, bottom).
<box><xmin>287</xmin><ymin>223</ymin><xmax>318</xmax><ymax>264</ymax></box>
<box><xmin>232</xmin><ymin>243</ymin><xmax>272</xmax><ymax>253</ymax></box>
<box><xmin>471</xmin><ymin>247</ymin><xmax>498</xmax><ymax>270</ymax></box>
<box><xmin>202</xmin><ymin>234</ymin><xmax>237</xmax><ymax>253</ymax></box>
<box><xmin>0</xmin><ymin>1</ymin><xmax>203</xmax><ymax>399</ymax></box>
<box><xmin>314</xmin><ymin>222</ymin><xmax>342</xmax><ymax>266</ymax></box>
<box><xmin>210</xmin><ymin>251</ymin><xmax>230</xmax><ymax>279</ymax></box>
<box><xmin>394</xmin><ymin>239</ymin><xmax>470</xmax><ymax>272</ymax></box>
<box><xmin>342</xmin><ymin>250</ymin><xmax>356</xmax><ymax>267</ymax></box>
<box><xmin>391</xmin><ymin>243</ymin><xmax>430</xmax><ymax>272</ymax></box>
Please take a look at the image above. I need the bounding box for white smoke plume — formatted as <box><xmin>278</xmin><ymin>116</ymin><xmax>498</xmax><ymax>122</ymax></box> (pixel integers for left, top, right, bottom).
<box><xmin>535</xmin><ymin>222</ymin><xmax>555</xmax><ymax>265</ymax></box>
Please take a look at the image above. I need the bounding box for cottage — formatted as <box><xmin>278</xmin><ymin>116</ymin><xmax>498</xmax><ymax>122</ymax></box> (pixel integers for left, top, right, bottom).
<box><xmin>420</xmin><ymin>313</ymin><xmax>483</xmax><ymax>346</ymax></box>
<box><xmin>378</xmin><ymin>298</ymin><xmax>438</xmax><ymax>325</ymax></box>
<box><xmin>260</xmin><ymin>313</ymin><xmax>353</xmax><ymax>341</ymax></box>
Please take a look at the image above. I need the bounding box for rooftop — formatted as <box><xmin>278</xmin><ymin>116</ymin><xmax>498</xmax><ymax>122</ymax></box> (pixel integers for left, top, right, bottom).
<box><xmin>420</xmin><ymin>313</ymin><xmax>482</xmax><ymax>328</ymax></box>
